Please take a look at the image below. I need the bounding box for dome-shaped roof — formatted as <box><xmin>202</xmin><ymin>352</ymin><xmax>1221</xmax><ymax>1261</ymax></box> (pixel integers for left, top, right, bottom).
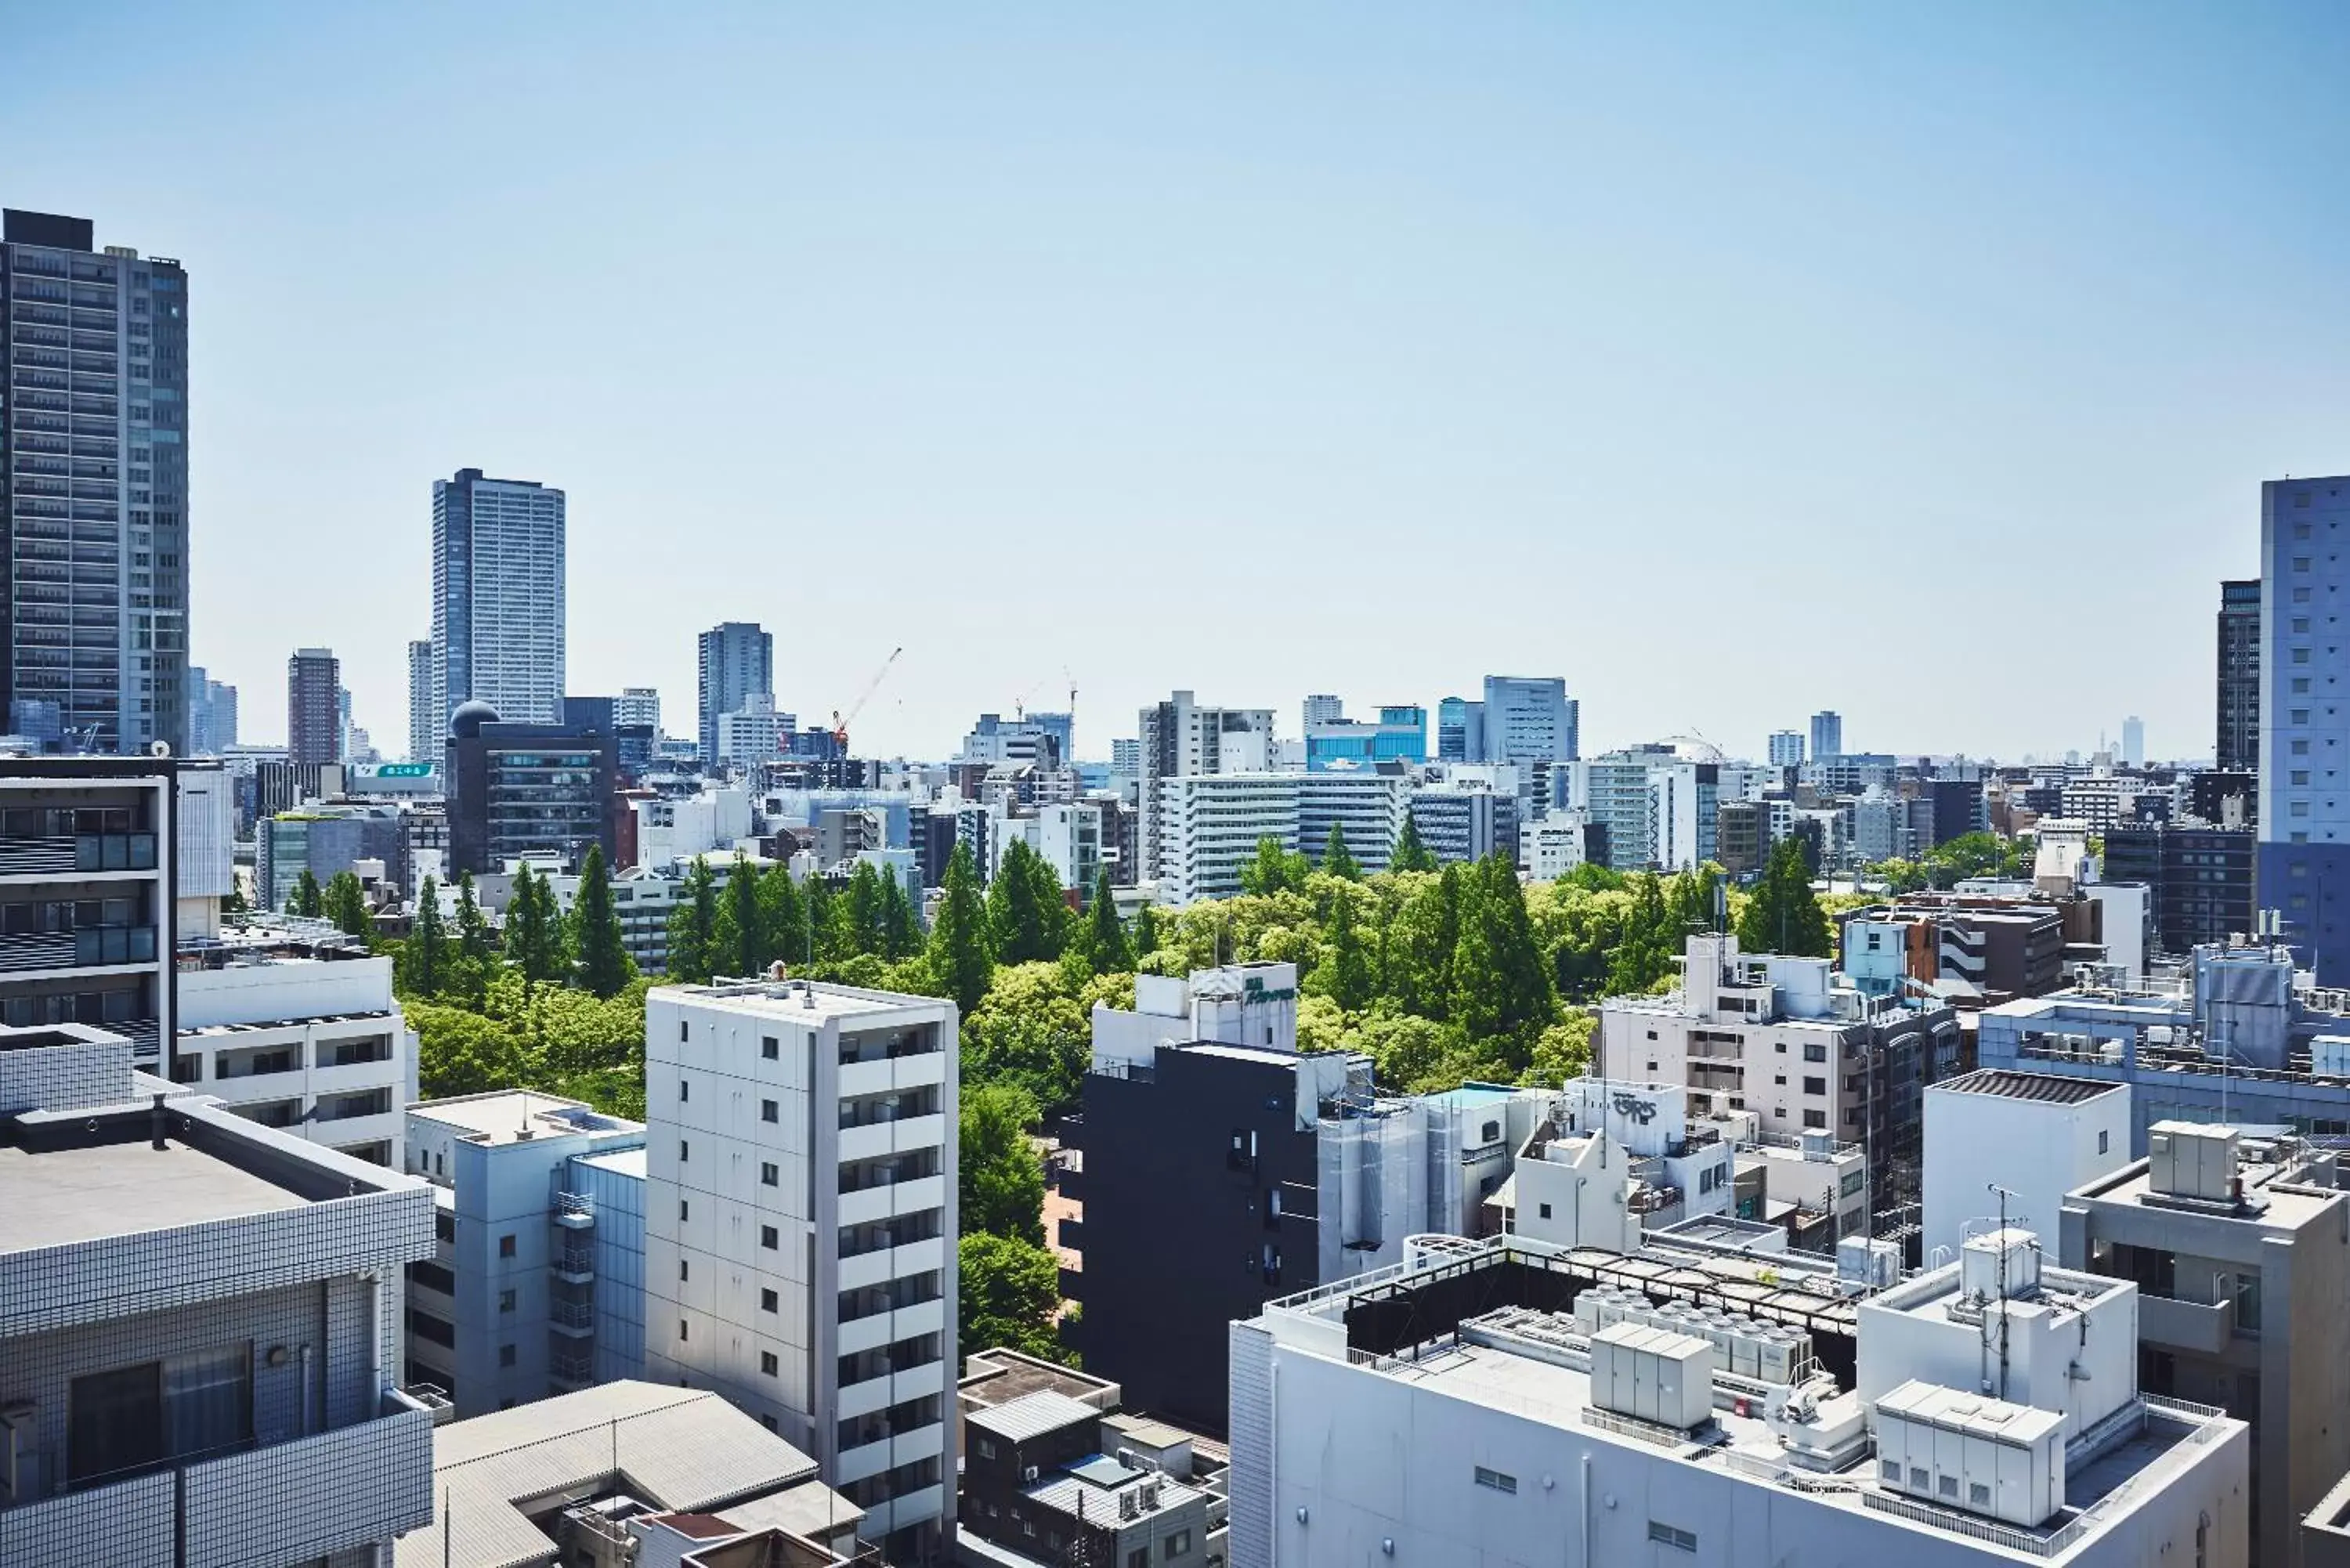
<box><xmin>450</xmin><ymin>699</ymin><xmax>501</xmax><ymax>739</ymax></box>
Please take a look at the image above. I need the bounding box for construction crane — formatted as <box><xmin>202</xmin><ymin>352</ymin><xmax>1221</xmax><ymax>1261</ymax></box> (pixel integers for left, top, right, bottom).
<box><xmin>830</xmin><ymin>646</ymin><xmax>903</xmax><ymax>752</ymax></box>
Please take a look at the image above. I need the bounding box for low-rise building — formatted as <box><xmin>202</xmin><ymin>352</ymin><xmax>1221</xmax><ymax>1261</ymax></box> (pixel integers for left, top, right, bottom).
<box><xmin>0</xmin><ymin>1021</ymin><xmax>439</xmax><ymax>1566</ymax></box>
<box><xmin>403</xmin><ymin>1090</ymin><xmax>648</xmax><ymax>1418</ymax></box>
<box><xmin>393</xmin><ymin>1380</ymin><xmax>866</xmax><ymax>1568</ymax></box>
<box><xmin>1520</xmin><ymin>808</ymin><xmax>1600</xmax><ymax>878</ymax></box>
<box><xmin>2062</xmin><ymin>1125</ymin><xmax>2348</xmax><ymax>1568</ymax></box>
<box><xmin>1152</xmin><ymin>771</ymin><xmax>1408</xmax><ymax>903</ymax></box>
<box><xmin>1229</xmin><ymin>1227</ymin><xmax>2245</xmax><ymax>1568</ymax></box>
<box><xmin>173</xmin><ymin>913</ymin><xmax>420</xmax><ymax>1166</ymax></box>
<box><xmin>548</xmin><ymin>862</ymin><xmax>680</xmax><ymax>974</ymax></box>
<box><xmin>1407</xmin><ymin>783</ymin><xmax>1518</xmax><ymax>865</ymax></box>
<box><xmin>1920</xmin><ymin>1068</ymin><xmax>2130</xmax><ymax>1264</ymax></box>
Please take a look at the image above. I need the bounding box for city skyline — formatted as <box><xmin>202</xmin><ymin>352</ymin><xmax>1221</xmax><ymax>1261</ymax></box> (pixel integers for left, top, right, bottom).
<box><xmin>10</xmin><ymin>6</ymin><xmax>2349</xmax><ymax>760</ymax></box>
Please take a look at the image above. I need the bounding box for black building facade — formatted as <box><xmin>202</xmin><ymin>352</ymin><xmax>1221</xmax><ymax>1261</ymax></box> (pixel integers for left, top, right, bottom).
<box><xmin>1065</xmin><ymin>1042</ymin><xmax>1324</xmax><ymax>1436</ymax></box>
<box><xmin>443</xmin><ymin>700</ymin><xmax>620</xmax><ymax>876</ymax></box>
<box><xmin>2218</xmin><ymin>577</ymin><xmax>2261</xmax><ymax>772</ymax></box>
<box><xmin>2104</xmin><ymin>823</ymin><xmax>2256</xmax><ymax>956</ymax></box>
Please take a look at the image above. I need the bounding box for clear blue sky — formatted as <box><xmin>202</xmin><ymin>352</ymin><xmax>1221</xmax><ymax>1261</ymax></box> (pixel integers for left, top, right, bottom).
<box><xmin>9</xmin><ymin>4</ymin><xmax>2348</xmax><ymax>761</ymax></box>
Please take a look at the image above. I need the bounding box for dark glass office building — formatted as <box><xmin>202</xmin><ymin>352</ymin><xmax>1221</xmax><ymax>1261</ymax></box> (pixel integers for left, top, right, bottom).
<box><xmin>444</xmin><ymin>701</ymin><xmax>620</xmax><ymax>875</ymax></box>
<box><xmin>0</xmin><ymin>209</ymin><xmax>189</xmax><ymax>753</ymax></box>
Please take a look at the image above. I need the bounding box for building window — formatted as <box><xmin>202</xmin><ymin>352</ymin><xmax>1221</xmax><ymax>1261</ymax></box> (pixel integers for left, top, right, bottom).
<box><xmin>762</xmin><ymin>1099</ymin><xmax>779</xmax><ymax>1122</ymax></box>
<box><xmin>498</xmin><ymin>1289</ymin><xmax>515</xmax><ymax>1313</ymax></box>
<box><xmin>1803</xmin><ymin>1076</ymin><xmax>1826</xmax><ymax>1096</ymax></box>
<box><xmin>1647</xmin><ymin>1522</ymin><xmax>1697</xmax><ymax>1552</ymax></box>
<box><xmin>1129</xmin><ymin>1551</ymin><xmax>1148</xmax><ymax>1568</ymax></box>
<box><xmin>498</xmin><ymin>1344</ymin><xmax>516</xmax><ymax>1367</ymax></box>
<box><xmin>762</xmin><ymin>1225</ymin><xmax>779</xmax><ymax>1249</ymax></box>
<box><xmin>761</xmin><ymin>1162</ymin><xmax>779</xmax><ymax>1187</ymax></box>
<box><xmin>680</xmin><ymin>1259</ymin><xmax>689</xmax><ymax>1281</ymax></box>
<box><xmin>1802</xmin><ymin>1043</ymin><xmax>1826</xmax><ymax>1063</ymax></box>
<box><xmin>761</xmin><ymin>1352</ymin><xmax>779</xmax><ymax>1377</ymax></box>
<box><xmin>498</xmin><ymin>1234</ymin><xmax>516</xmax><ymax>1258</ymax></box>
<box><xmin>680</xmin><ymin>1321</ymin><xmax>689</xmax><ymax>1342</ymax></box>
<box><xmin>1538</xmin><ymin>1202</ymin><xmax>1553</xmax><ymax>1219</ymax></box>
<box><xmin>977</xmin><ymin>1436</ymin><xmax>996</xmax><ymax>1461</ymax></box>
<box><xmin>1474</xmin><ymin>1466</ymin><xmax>1517</xmax><ymax>1494</ymax></box>
<box><xmin>1802</xmin><ymin>1111</ymin><xmax>1827</xmax><ymax>1129</ymax></box>
<box><xmin>763</xmin><ymin>1035</ymin><xmax>779</xmax><ymax>1059</ymax></box>
<box><xmin>680</xmin><ymin>1140</ymin><xmax>690</xmax><ymax>1162</ymax></box>
<box><xmin>1841</xmin><ymin>1171</ymin><xmax>1865</xmax><ymax>1197</ymax></box>
<box><xmin>2099</xmin><ymin>1130</ymin><xmax>2110</xmax><ymax>1154</ymax></box>
<box><xmin>680</xmin><ymin>1201</ymin><xmax>690</xmax><ymax>1221</ymax></box>
<box><xmin>679</xmin><ymin>1077</ymin><xmax>689</xmax><ymax>1101</ymax></box>
<box><xmin>680</xmin><ymin>1021</ymin><xmax>689</xmax><ymax>1042</ymax></box>
<box><xmin>1163</xmin><ymin>1532</ymin><xmax>1192</xmax><ymax>1559</ymax></box>
<box><xmin>761</xmin><ymin>1288</ymin><xmax>779</xmax><ymax>1313</ymax></box>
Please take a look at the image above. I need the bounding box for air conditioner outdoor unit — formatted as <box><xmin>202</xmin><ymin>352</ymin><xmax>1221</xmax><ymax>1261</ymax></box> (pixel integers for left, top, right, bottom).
<box><xmin>1023</xmin><ymin>1465</ymin><xmax>1039</xmax><ymax>1483</ymax></box>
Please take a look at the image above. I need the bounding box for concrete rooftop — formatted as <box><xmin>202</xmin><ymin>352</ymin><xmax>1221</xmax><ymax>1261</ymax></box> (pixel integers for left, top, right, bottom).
<box><xmin>0</xmin><ymin>1137</ymin><xmax>308</xmax><ymax>1251</ymax></box>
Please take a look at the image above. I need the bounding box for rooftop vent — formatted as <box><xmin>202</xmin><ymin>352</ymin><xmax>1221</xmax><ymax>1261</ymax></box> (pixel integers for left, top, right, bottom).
<box><xmin>1958</xmin><ymin>1228</ymin><xmax>2039</xmax><ymax>1303</ymax></box>
<box><xmin>2147</xmin><ymin>1121</ymin><xmax>2240</xmax><ymax>1204</ymax></box>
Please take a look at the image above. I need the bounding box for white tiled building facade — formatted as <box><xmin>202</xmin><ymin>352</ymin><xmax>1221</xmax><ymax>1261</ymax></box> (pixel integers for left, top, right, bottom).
<box><xmin>643</xmin><ymin>978</ymin><xmax>958</xmax><ymax>1563</ymax></box>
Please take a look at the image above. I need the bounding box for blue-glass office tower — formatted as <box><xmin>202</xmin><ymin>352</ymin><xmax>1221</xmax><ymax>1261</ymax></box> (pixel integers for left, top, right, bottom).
<box><xmin>1810</xmin><ymin>710</ymin><xmax>1844</xmax><ymax>761</ymax></box>
<box><xmin>0</xmin><ymin>210</ymin><xmax>189</xmax><ymax>753</ymax></box>
<box><xmin>1436</xmin><ymin>697</ymin><xmax>1484</xmax><ymax>763</ymax></box>
<box><xmin>2259</xmin><ymin>475</ymin><xmax>2350</xmax><ymax>984</ymax></box>
<box><xmin>1482</xmin><ymin>676</ymin><xmax>1578</xmax><ymax>765</ymax></box>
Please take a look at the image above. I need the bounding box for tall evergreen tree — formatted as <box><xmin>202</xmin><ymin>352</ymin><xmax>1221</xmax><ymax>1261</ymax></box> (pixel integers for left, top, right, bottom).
<box><xmin>988</xmin><ymin>842</ymin><xmax>1061</xmax><ymax>965</ymax></box>
<box><xmin>403</xmin><ymin>876</ymin><xmax>446</xmax><ymax>996</ymax></box>
<box><xmin>712</xmin><ymin>855</ymin><xmax>765</xmax><ymax>977</ymax></box>
<box><xmin>667</xmin><ymin>858</ymin><xmax>718</xmax><ymax>982</ymax></box>
<box><xmin>290</xmin><ymin>868</ymin><xmax>324</xmax><ymax>919</ymax></box>
<box><xmin>324</xmin><ymin>871</ymin><xmax>372</xmax><ymax>938</ymax></box>
<box><xmin>1607</xmin><ymin>872</ymin><xmax>1675</xmax><ymax>994</ymax></box>
<box><xmin>455</xmin><ymin>871</ymin><xmax>491</xmax><ymax>960</ymax></box>
<box><xmin>1239</xmin><ymin>835</ymin><xmax>1306</xmax><ymax>897</ymax></box>
<box><xmin>1317</xmin><ymin>887</ymin><xmax>1373</xmax><ymax>1013</ymax></box>
<box><xmin>1737</xmin><ymin>838</ymin><xmax>1832</xmax><ymax>957</ymax></box>
<box><xmin>1447</xmin><ymin>854</ymin><xmax>1554</xmax><ymax>1053</ymax></box>
<box><xmin>1321</xmin><ymin>822</ymin><xmax>1362</xmax><ymax>881</ymax></box>
<box><xmin>1131</xmin><ymin>901</ymin><xmax>1159</xmax><ymax>958</ymax></box>
<box><xmin>879</xmin><ymin>870</ymin><xmax>922</xmax><ymax>959</ymax></box>
<box><xmin>844</xmin><ymin>861</ymin><xmax>887</xmax><ymax>956</ymax></box>
<box><xmin>569</xmin><ymin>844</ymin><xmax>632</xmax><ymax>997</ymax></box>
<box><xmin>1080</xmin><ymin>868</ymin><xmax>1131</xmax><ymax>974</ymax></box>
<box><xmin>506</xmin><ymin>864</ymin><xmax>562</xmax><ymax>988</ymax></box>
<box><xmin>1390</xmin><ymin>814</ymin><xmax>1437</xmax><ymax>873</ymax></box>
<box><xmin>927</xmin><ymin>841</ymin><xmax>996</xmax><ymax>1014</ymax></box>
<box><xmin>757</xmin><ymin>862</ymin><xmax>809</xmax><ymax>969</ymax></box>
<box><xmin>804</xmin><ymin>873</ymin><xmax>838</xmax><ymax>963</ymax></box>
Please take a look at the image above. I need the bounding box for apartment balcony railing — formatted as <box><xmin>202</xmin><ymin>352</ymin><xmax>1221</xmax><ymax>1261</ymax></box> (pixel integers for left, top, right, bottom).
<box><xmin>552</xmin><ymin>1246</ymin><xmax>596</xmax><ymax>1284</ymax></box>
<box><xmin>0</xmin><ymin>832</ymin><xmax>156</xmax><ymax>876</ymax></box>
<box><xmin>551</xmin><ymin>1191</ymin><xmax>595</xmax><ymax>1230</ymax></box>
<box><xmin>550</xmin><ymin>1299</ymin><xmax>595</xmax><ymax>1334</ymax></box>
<box><xmin>550</xmin><ymin>1351</ymin><xmax>595</xmax><ymax>1385</ymax></box>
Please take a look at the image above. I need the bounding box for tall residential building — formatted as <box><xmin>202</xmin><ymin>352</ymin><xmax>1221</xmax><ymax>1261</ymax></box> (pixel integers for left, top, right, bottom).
<box><xmin>698</xmin><ymin>620</ymin><xmax>775</xmax><ymax>762</ymax></box>
<box><xmin>1300</xmin><ymin>693</ymin><xmax>1343</xmax><ymax>726</ymax></box>
<box><xmin>0</xmin><ymin>209</ymin><xmax>189</xmax><ymax>754</ymax></box>
<box><xmin>1482</xmin><ymin>674</ymin><xmax>1578</xmax><ymax>764</ymax></box>
<box><xmin>186</xmin><ymin>665</ymin><xmax>237</xmax><ymax>754</ymax></box>
<box><xmin>0</xmin><ymin>1025</ymin><xmax>443</xmax><ymax>1566</ymax></box>
<box><xmin>1155</xmin><ymin>770</ymin><xmax>1408</xmax><ymax>903</ymax></box>
<box><xmin>645</xmin><ymin>977</ymin><xmax>960</xmax><ymax>1563</ymax></box>
<box><xmin>2219</xmin><ymin>577</ymin><xmax>2261</xmax><ymax>771</ymax></box>
<box><xmin>2259</xmin><ymin>475</ymin><xmax>2350</xmax><ymax>984</ymax></box>
<box><xmin>285</xmin><ymin>645</ymin><xmax>339</xmax><ymax>765</ymax></box>
<box><xmin>616</xmin><ymin>685</ymin><xmax>661</xmax><ymax>730</ymax></box>
<box><xmin>429</xmin><ymin>467</ymin><xmax>566</xmax><ymax>729</ymax></box>
<box><xmin>1137</xmin><ymin>690</ymin><xmax>1276</xmax><ymax>885</ymax></box>
<box><xmin>2120</xmin><ymin>714</ymin><xmax>2146</xmax><ymax>768</ymax></box>
<box><xmin>406</xmin><ymin>636</ymin><xmax>433</xmax><ymax>763</ymax></box>
<box><xmin>1810</xmin><ymin>708</ymin><xmax>1844</xmax><ymax>759</ymax></box>
<box><xmin>1767</xmin><ymin>728</ymin><xmax>1806</xmax><ymax>766</ymax></box>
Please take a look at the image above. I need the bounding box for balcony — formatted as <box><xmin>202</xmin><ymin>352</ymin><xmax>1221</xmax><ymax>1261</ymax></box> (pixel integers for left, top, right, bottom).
<box><xmin>837</xmin><ymin>1364</ymin><xmax>942</xmax><ymax>1422</ymax></box>
<box><xmin>838</xmin><ymin>1237</ymin><xmax>947</xmax><ymax>1295</ymax></box>
<box><xmin>550</xmin><ymin>1299</ymin><xmax>596</xmax><ymax>1336</ymax></box>
<box><xmin>839</xmin><ymin>1049</ymin><xmax>946</xmax><ymax>1100</ymax></box>
<box><xmin>0</xmin><ymin>833</ymin><xmax>156</xmax><ymax>876</ymax></box>
<box><xmin>838</xmin><ymin>1173</ymin><xmax>945</xmax><ymax>1229</ymax></box>
<box><xmin>2138</xmin><ymin>1292</ymin><xmax>2236</xmax><ymax>1357</ymax></box>
<box><xmin>552</xmin><ymin>1245</ymin><xmax>596</xmax><ymax>1284</ymax></box>
<box><xmin>552</xmin><ymin>1191</ymin><xmax>595</xmax><ymax>1229</ymax></box>
<box><xmin>551</xmin><ymin>1351</ymin><xmax>595</xmax><ymax>1386</ymax></box>
<box><xmin>0</xmin><ymin>925</ymin><xmax>155</xmax><ymax>974</ymax></box>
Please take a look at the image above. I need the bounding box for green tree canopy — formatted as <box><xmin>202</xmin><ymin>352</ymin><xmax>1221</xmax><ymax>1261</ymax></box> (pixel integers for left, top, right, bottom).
<box><xmin>289</xmin><ymin>868</ymin><xmax>324</xmax><ymax>919</ymax></box>
<box><xmin>1313</xmin><ymin>885</ymin><xmax>1374</xmax><ymax>1013</ymax></box>
<box><xmin>666</xmin><ymin>858</ymin><xmax>718</xmax><ymax>982</ymax></box>
<box><xmin>712</xmin><ymin>855</ymin><xmax>765</xmax><ymax>977</ymax></box>
<box><xmin>569</xmin><ymin>844</ymin><xmax>634</xmax><ymax>997</ymax></box>
<box><xmin>1447</xmin><ymin>855</ymin><xmax>1556</xmax><ymax>1060</ymax></box>
<box><xmin>1131</xmin><ymin>901</ymin><xmax>1159</xmax><ymax>957</ymax></box>
<box><xmin>1079</xmin><ymin>868</ymin><xmax>1132</xmax><ymax>975</ymax></box>
<box><xmin>987</xmin><ymin>841</ymin><xmax>1067</xmax><ymax>966</ymax></box>
<box><xmin>455</xmin><ymin>872</ymin><xmax>492</xmax><ymax>959</ymax></box>
<box><xmin>957</xmin><ymin>1232</ymin><xmax>1069</xmax><ymax>1364</ymax></box>
<box><xmin>1738</xmin><ymin>837</ymin><xmax>1833</xmax><ymax>957</ymax></box>
<box><xmin>927</xmin><ymin>841</ymin><xmax>995</xmax><ymax>1015</ymax></box>
<box><xmin>1321</xmin><ymin>822</ymin><xmax>1362</xmax><ymax>881</ymax></box>
<box><xmin>1390</xmin><ymin>815</ymin><xmax>1437</xmax><ymax>873</ymax></box>
<box><xmin>323</xmin><ymin>871</ymin><xmax>372</xmax><ymax>938</ymax></box>
<box><xmin>506</xmin><ymin>865</ymin><xmax>565</xmax><ymax>988</ymax></box>
<box><xmin>960</xmin><ymin>1083</ymin><xmax>1047</xmax><ymax>1246</ymax></box>
<box><xmin>402</xmin><ymin>876</ymin><xmax>446</xmax><ymax>996</ymax></box>
<box><xmin>1238</xmin><ymin>835</ymin><xmax>1311</xmax><ymax>898</ymax></box>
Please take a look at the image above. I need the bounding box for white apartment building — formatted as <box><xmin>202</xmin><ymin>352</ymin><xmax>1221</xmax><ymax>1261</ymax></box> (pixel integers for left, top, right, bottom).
<box><xmin>1137</xmin><ymin>691</ymin><xmax>1277</xmax><ymax>886</ymax></box>
<box><xmin>1520</xmin><ymin>808</ymin><xmax>1594</xmax><ymax>879</ymax></box>
<box><xmin>1154</xmin><ymin>771</ymin><xmax>1409</xmax><ymax>904</ymax></box>
<box><xmin>632</xmin><ymin>784</ymin><xmax>755</xmax><ymax>869</ymax></box>
<box><xmin>1228</xmin><ymin>1227</ymin><xmax>2248</xmax><ymax>1568</ymax></box>
<box><xmin>718</xmin><ymin>694</ymin><xmax>795</xmax><ymax>768</ymax></box>
<box><xmin>991</xmin><ymin>800</ymin><xmax>1102</xmax><ymax>896</ymax></box>
<box><xmin>644</xmin><ymin>977</ymin><xmax>960</xmax><ymax>1565</ymax></box>
<box><xmin>548</xmin><ymin>863</ymin><xmax>680</xmax><ymax>974</ymax></box>
<box><xmin>403</xmin><ymin>1090</ymin><xmax>648</xmax><ymax>1419</ymax></box>
<box><xmin>172</xmin><ymin>916</ymin><xmax>420</xmax><ymax>1166</ymax></box>
<box><xmin>0</xmin><ymin>1021</ymin><xmax>440</xmax><ymax>1566</ymax></box>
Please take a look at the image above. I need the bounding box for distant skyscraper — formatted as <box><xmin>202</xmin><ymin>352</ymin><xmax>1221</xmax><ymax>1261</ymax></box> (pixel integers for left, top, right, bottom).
<box><xmin>407</xmin><ymin>638</ymin><xmax>435</xmax><ymax>763</ymax></box>
<box><xmin>616</xmin><ymin>686</ymin><xmax>660</xmax><ymax>731</ymax></box>
<box><xmin>430</xmin><ymin>468</ymin><xmax>566</xmax><ymax>728</ymax></box>
<box><xmin>287</xmin><ymin>648</ymin><xmax>340</xmax><ymax>766</ymax></box>
<box><xmin>186</xmin><ymin>666</ymin><xmax>238</xmax><ymax>755</ymax></box>
<box><xmin>2218</xmin><ymin>578</ymin><xmax>2261</xmax><ymax>771</ymax></box>
<box><xmin>1767</xmin><ymin>730</ymin><xmax>1805</xmax><ymax>767</ymax></box>
<box><xmin>0</xmin><ymin>209</ymin><xmax>190</xmax><ymax>753</ymax></box>
<box><xmin>1436</xmin><ymin>696</ymin><xmax>1485</xmax><ymax>763</ymax></box>
<box><xmin>697</xmin><ymin>621</ymin><xmax>773</xmax><ymax>761</ymax></box>
<box><xmin>1810</xmin><ymin>710</ymin><xmax>1844</xmax><ymax>760</ymax></box>
<box><xmin>2121</xmin><ymin>715</ymin><xmax>2146</xmax><ymax>768</ymax></box>
<box><xmin>1483</xmin><ymin>676</ymin><xmax>1577</xmax><ymax>765</ymax></box>
<box><xmin>1302</xmin><ymin>693</ymin><xmax>1344</xmax><ymax>727</ymax></box>
<box><xmin>2259</xmin><ymin>478</ymin><xmax>2350</xmax><ymax>983</ymax></box>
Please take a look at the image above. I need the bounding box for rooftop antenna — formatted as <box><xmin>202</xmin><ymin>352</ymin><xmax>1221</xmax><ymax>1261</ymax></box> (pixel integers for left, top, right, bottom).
<box><xmin>1987</xmin><ymin>1182</ymin><xmax>2019</xmax><ymax>1400</ymax></box>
